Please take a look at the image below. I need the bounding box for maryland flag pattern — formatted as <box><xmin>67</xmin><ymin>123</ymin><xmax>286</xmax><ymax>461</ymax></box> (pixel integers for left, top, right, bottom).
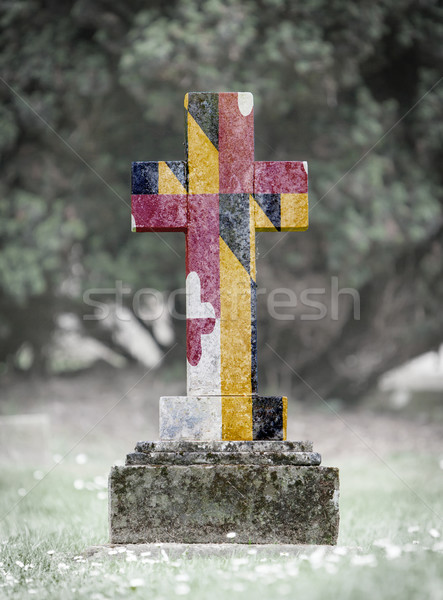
<box><xmin>131</xmin><ymin>92</ymin><xmax>308</xmax><ymax>441</ymax></box>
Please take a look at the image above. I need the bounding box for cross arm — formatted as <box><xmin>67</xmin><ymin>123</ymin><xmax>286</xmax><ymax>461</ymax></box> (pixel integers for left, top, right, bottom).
<box><xmin>253</xmin><ymin>161</ymin><xmax>308</xmax><ymax>232</ymax></box>
<box><xmin>131</xmin><ymin>161</ymin><xmax>188</xmax><ymax>232</ymax></box>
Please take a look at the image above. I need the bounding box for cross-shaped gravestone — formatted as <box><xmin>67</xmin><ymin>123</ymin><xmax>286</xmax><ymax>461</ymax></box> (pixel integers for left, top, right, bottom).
<box><xmin>131</xmin><ymin>92</ymin><xmax>308</xmax><ymax>441</ymax></box>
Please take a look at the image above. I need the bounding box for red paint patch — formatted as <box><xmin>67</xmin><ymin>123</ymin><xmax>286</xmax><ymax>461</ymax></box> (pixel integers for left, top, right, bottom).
<box><xmin>187</xmin><ymin>317</ymin><xmax>216</xmax><ymax>366</ymax></box>
<box><xmin>132</xmin><ymin>194</ymin><xmax>187</xmax><ymax>231</ymax></box>
<box><xmin>186</xmin><ymin>195</ymin><xmax>221</xmax><ymax>317</ymax></box>
<box><xmin>254</xmin><ymin>162</ymin><xmax>307</xmax><ymax>194</ymax></box>
<box><xmin>219</xmin><ymin>93</ymin><xmax>254</xmax><ymax>194</ymax></box>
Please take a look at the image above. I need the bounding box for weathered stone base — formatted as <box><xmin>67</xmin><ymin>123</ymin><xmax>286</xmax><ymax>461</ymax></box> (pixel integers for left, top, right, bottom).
<box><xmin>109</xmin><ymin>442</ymin><xmax>339</xmax><ymax>545</ymax></box>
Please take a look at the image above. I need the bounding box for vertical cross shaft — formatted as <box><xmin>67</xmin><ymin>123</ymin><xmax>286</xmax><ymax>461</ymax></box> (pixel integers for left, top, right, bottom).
<box><xmin>185</xmin><ymin>92</ymin><xmax>256</xmax><ymax>404</ymax></box>
<box><xmin>131</xmin><ymin>92</ymin><xmax>308</xmax><ymax>441</ymax></box>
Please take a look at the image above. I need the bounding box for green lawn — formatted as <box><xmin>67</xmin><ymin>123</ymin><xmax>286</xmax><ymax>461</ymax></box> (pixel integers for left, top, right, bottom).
<box><xmin>0</xmin><ymin>452</ymin><xmax>442</xmax><ymax>599</ymax></box>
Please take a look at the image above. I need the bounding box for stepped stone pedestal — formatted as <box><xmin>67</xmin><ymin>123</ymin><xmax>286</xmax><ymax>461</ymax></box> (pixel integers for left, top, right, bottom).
<box><xmin>109</xmin><ymin>441</ymin><xmax>339</xmax><ymax>545</ymax></box>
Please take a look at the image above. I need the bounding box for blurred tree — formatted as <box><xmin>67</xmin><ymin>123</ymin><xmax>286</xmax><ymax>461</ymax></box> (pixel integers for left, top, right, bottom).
<box><xmin>0</xmin><ymin>0</ymin><xmax>442</xmax><ymax>401</ymax></box>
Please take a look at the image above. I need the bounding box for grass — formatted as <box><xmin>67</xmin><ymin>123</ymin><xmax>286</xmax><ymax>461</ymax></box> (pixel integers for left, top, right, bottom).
<box><xmin>0</xmin><ymin>451</ymin><xmax>442</xmax><ymax>599</ymax></box>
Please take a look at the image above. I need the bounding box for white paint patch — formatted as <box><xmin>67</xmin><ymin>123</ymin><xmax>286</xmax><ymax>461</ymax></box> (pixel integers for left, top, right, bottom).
<box><xmin>186</xmin><ymin>271</ymin><xmax>221</xmax><ymax>395</ymax></box>
<box><xmin>303</xmin><ymin>161</ymin><xmax>308</xmax><ymax>174</ymax></box>
<box><xmin>238</xmin><ymin>92</ymin><xmax>253</xmax><ymax>116</ymax></box>
<box><xmin>159</xmin><ymin>396</ymin><xmax>222</xmax><ymax>440</ymax></box>
<box><xmin>131</xmin><ymin>214</ymin><xmax>137</xmax><ymax>231</ymax></box>
<box><xmin>187</xmin><ymin>318</ymin><xmax>221</xmax><ymax>396</ymax></box>
<box><xmin>186</xmin><ymin>271</ymin><xmax>216</xmax><ymax>319</ymax></box>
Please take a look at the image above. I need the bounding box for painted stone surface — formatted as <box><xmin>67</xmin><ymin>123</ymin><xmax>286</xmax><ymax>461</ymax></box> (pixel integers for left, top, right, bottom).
<box><xmin>159</xmin><ymin>395</ymin><xmax>287</xmax><ymax>441</ymax></box>
<box><xmin>159</xmin><ymin>396</ymin><xmax>222</xmax><ymax>441</ymax></box>
<box><xmin>109</xmin><ymin>464</ymin><xmax>339</xmax><ymax>545</ymax></box>
<box><xmin>131</xmin><ymin>92</ymin><xmax>308</xmax><ymax>441</ymax></box>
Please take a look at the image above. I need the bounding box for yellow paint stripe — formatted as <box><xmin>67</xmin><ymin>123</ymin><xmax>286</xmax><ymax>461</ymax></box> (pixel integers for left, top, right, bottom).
<box><xmin>184</xmin><ymin>93</ymin><xmax>189</xmax><ymax>110</ymax></box>
<box><xmin>281</xmin><ymin>193</ymin><xmax>308</xmax><ymax>231</ymax></box>
<box><xmin>282</xmin><ymin>396</ymin><xmax>288</xmax><ymax>440</ymax></box>
<box><xmin>220</xmin><ymin>236</ymin><xmax>252</xmax><ymax>397</ymax></box>
<box><xmin>187</xmin><ymin>113</ymin><xmax>219</xmax><ymax>194</ymax></box>
<box><xmin>222</xmin><ymin>396</ymin><xmax>253</xmax><ymax>441</ymax></box>
<box><xmin>254</xmin><ymin>197</ymin><xmax>278</xmax><ymax>231</ymax></box>
<box><xmin>249</xmin><ymin>195</ymin><xmax>256</xmax><ymax>281</ymax></box>
<box><xmin>158</xmin><ymin>161</ymin><xmax>187</xmax><ymax>195</ymax></box>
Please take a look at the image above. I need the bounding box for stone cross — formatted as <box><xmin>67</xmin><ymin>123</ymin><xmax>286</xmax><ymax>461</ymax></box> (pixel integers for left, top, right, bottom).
<box><xmin>131</xmin><ymin>92</ymin><xmax>308</xmax><ymax>441</ymax></box>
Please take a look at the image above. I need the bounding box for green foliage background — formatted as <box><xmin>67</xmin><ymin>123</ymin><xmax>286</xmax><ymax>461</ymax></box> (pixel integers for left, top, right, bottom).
<box><xmin>1</xmin><ymin>0</ymin><xmax>442</xmax><ymax>399</ymax></box>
